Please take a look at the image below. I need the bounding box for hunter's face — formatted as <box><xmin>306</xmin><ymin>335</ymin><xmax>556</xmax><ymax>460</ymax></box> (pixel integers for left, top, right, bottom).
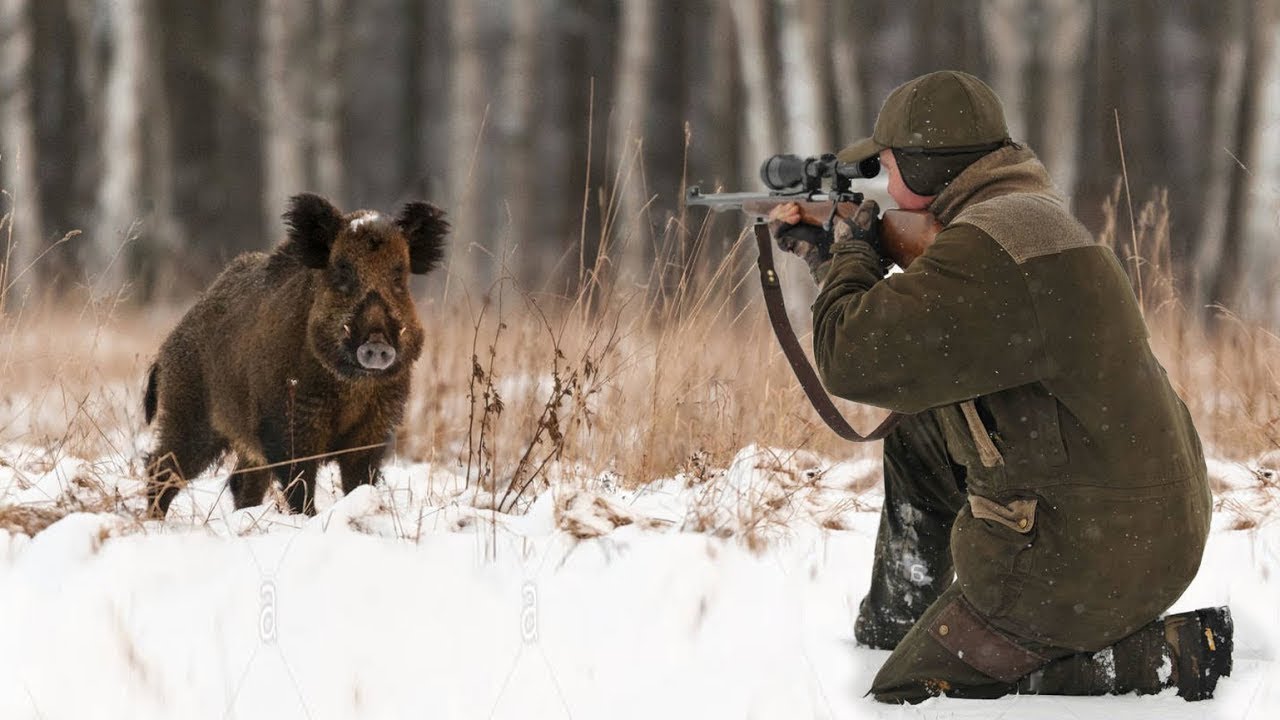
<box><xmin>880</xmin><ymin>149</ymin><xmax>934</xmax><ymax>211</ymax></box>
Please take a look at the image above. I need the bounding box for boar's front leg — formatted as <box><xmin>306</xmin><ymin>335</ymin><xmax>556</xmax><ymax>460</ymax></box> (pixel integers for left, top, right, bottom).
<box><xmin>336</xmin><ymin>440</ymin><xmax>389</xmax><ymax>495</ymax></box>
<box><xmin>229</xmin><ymin>458</ymin><xmax>274</xmax><ymax>510</ymax></box>
<box><xmin>258</xmin><ymin>414</ymin><xmax>323</xmax><ymax>516</ymax></box>
<box><xmin>280</xmin><ymin>461</ymin><xmax>320</xmax><ymax>515</ymax></box>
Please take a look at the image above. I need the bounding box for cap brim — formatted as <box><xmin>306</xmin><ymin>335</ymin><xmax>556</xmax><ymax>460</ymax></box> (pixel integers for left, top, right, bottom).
<box><xmin>836</xmin><ymin>136</ymin><xmax>884</xmax><ymax>164</ymax></box>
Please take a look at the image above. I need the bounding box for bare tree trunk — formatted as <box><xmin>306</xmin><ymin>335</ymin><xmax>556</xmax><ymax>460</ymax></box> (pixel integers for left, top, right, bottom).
<box><xmin>1244</xmin><ymin>1</ymin><xmax>1280</xmax><ymax>322</ymax></box>
<box><xmin>29</xmin><ymin>0</ymin><xmax>84</xmax><ymax>291</ymax></box>
<box><xmin>609</xmin><ymin>0</ymin><xmax>655</xmax><ymax>285</ymax></box>
<box><xmin>980</xmin><ymin>0</ymin><xmax>1032</xmax><ymax>143</ymax></box>
<box><xmin>343</xmin><ymin>0</ymin><xmax>411</xmax><ymax>210</ymax></box>
<box><xmin>774</xmin><ymin>0</ymin><xmax>827</xmax><ymax>323</ymax></box>
<box><xmin>260</xmin><ymin>0</ymin><xmax>309</xmax><ymax>241</ymax></box>
<box><xmin>830</xmin><ymin>0</ymin><xmax>865</xmax><ymax>143</ymax></box>
<box><xmin>1040</xmin><ymin>0</ymin><xmax>1090</xmax><ymax>205</ymax></box>
<box><xmin>140</xmin><ymin>0</ymin><xmax>187</xmax><ymax>302</ymax></box>
<box><xmin>1211</xmin><ymin>0</ymin><xmax>1272</xmax><ymax>313</ymax></box>
<box><xmin>555</xmin><ymin>0</ymin><xmax>618</xmax><ymax>296</ymax></box>
<box><xmin>63</xmin><ymin>0</ymin><xmax>106</xmax><ymax>289</ymax></box>
<box><xmin>700</xmin><ymin>0</ymin><xmax>745</xmax><ymax>301</ymax></box>
<box><xmin>500</xmin><ymin>0</ymin><xmax>540</xmax><ymax>286</ymax></box>
<box><xmin>729</xmin><ymin>0</ymin><xmax>780</xmax><ymax>187</ymax></box>
<box><xmin>709</xmin><ymin>1</ymin><xmax>741</xmax><ymax>188</ymax></box>
<box><xmin>0</xmin><ymin>0</ymin><xmax>45</xmax><ymax>309</ymax></box>
<box><xmin>312</xmin><ymin>0</ymin><xmax>344</xmax><ymax>202</ymax></box>
<box><xmin>447</xmin><ymin>0</ymin><xmax>489</xmax><ymax>288</ymax></box>
<box><xmin>777</xmin><ymin>0</ymin><xmax>832</xmax><ymax>153</ymax></box>
<box><xmin>94</xmin><ymin>0</ymin><xmax>146</xmax><ymax>297</ymax></box>
<box><xmin>1196</xmin><ymin>0</ymin><xmax>1250</xmax><ymax>308</ymax></box>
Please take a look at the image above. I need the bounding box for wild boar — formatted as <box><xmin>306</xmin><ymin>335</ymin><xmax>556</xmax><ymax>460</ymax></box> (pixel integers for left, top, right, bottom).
<box><xmin>143</xmin><ymin>193</ymin><xmax>448</xmax><ymax>517</ymax></box>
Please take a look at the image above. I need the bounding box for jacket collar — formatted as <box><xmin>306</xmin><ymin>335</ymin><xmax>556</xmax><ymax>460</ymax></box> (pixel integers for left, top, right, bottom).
<box><xmin>928</xmin><ymin>145</ymin><xmax>1061</xmax><ymax>226</ymax></box>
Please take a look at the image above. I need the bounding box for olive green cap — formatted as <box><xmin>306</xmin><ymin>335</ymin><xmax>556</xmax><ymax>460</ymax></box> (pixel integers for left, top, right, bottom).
<box><xmin>837</xmin><ymin>70</ymin><xmax>1010</xmax><ymax>164</ymax></box>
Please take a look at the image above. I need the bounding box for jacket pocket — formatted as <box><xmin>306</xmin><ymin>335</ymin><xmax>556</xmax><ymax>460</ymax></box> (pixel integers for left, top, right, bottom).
<box><xmin>951</xmin><ymin>502</ymin><xmax>1036</xmax><ymax>620</ymax></box>
<box><xmin>968</xmin><ymin>494</ymin><xmax>1037</xmax><ymax>534</ymax></box>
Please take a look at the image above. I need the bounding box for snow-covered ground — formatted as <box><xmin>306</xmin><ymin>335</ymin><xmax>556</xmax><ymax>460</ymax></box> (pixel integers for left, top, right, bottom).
<box><xmin>1</xmin><ymin>444</ymin><xmax>1277</xmax><ymax>719</ymax></box>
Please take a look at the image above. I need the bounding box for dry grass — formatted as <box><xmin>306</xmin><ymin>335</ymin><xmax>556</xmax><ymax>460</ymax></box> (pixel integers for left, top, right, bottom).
<box><xmin>1</xmin><ymin>174</ymin><xmax>1277</xmax><ymax>535</ymax></box>
<box><xmin>1098</xmin><ymin>181</ymin><xmax>1280</xmax><ymax>459</ymax></box>
<box><xmin>0</xmin><ymin>200</ymin><xmax>887</xmax><ymax>523</ymax></box>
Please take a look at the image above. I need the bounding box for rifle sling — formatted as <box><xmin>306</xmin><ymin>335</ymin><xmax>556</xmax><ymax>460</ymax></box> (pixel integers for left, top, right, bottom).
<box><xmin>753</xmin><ymin>222</ymin><xmax>902</xmax><ymax>443</ymax></box>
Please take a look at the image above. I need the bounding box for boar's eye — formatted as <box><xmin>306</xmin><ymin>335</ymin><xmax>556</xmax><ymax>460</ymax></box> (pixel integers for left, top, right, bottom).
<box><xmin>331</xmin><ymin>261</ymin><xmax>357</xmax><ymax>295</ymax></box>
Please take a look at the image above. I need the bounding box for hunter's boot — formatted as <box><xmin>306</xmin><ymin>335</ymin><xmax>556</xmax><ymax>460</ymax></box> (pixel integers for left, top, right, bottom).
<box><xmin>1015</xmin><ymin>606</ymin><xmax>1233</xmax><ymax>700</ymax></box>
<box><xmin>1164</xmin><ymin>606</ymin><xmax>1234</xmax><ymax>700</ymax></box>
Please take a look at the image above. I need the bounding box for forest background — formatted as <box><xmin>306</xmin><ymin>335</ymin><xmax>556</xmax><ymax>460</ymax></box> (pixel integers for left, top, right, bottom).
<box><xmin>2</xmin><ymin>0</ymin><xmax>1278</xmax><ymax>321</ymax></box>
<box><xmin>2</xmin><ymin>0</ymin><xmax>1279</xmax><ymax>484</ymax></box>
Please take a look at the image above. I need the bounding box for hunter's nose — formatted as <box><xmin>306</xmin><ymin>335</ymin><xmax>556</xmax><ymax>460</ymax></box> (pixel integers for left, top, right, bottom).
<box><xmin>357</xmin><ymin>341</ymin><xmax>396</xmax><ymax>370</ymax></box>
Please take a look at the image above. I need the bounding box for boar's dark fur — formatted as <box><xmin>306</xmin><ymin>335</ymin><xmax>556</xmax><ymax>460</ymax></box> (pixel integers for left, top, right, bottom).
<box><xmin>143</xmin><ymin>194</ymin><xmax>448</xmax><ymax>517</ymax></box>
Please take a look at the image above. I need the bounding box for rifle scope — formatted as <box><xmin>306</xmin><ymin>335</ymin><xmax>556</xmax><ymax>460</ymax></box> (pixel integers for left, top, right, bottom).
<box><xmin>760</xmin><ymin>153</ymin><xmax>881</xmax><ymax>192</ymax></box>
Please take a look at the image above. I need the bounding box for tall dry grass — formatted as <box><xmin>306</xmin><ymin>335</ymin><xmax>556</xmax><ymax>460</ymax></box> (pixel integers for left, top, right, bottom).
<box><xmin>1</xmin><ymin>173</ymin><xmax>1276</xmax><ymax>524</ymax></box>
<box><xmin>1098</xmin><ymin>180</ymin><xmax>1280</xmax><ymax>459</ymax></box>
<box><xmin>0</xmin><ymin>182</ymin><xmax>887</xmax><ymax>518</ymax></box>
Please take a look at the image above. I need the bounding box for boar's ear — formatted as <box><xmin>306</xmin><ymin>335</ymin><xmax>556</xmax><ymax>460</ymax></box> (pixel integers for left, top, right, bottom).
<box><xmin>397</xmin><ymin>201</ymin><xmax>449</xmax><ymax>274</ymax></box>
<box><xmin>283</xmin><ymin>193</ymin><xmax>343</xmax><ymax>269</ymax></box>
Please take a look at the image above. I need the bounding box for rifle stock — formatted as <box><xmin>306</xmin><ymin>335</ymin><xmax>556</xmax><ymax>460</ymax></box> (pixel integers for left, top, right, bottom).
<box><xmin>880</xmin><ymin>209</ymin><xmax>943</xmax><ymax>268</ymax></box>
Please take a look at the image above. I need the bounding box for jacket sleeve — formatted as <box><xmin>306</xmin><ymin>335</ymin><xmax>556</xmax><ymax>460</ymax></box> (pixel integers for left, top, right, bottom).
<box><xmin>811</xmin><ymin>224</ymin><xmax>1048</xmax><ymax>414</ymax></box>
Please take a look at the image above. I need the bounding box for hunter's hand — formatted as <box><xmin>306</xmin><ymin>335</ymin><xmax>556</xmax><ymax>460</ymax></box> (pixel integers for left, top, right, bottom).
<box><xmin>835</xmin><ymin>200</ymin><xmax>883</xmax><ymax>257</ymax></box>
<box><xmin>768</xmin><ymin>203</ymin><xmax>832</xmax><ymax>273</ymax></box>
<box><xmin>767</xmin><ymin>202</ymin><xmax>804</xmax><ymax>228</ymax></box>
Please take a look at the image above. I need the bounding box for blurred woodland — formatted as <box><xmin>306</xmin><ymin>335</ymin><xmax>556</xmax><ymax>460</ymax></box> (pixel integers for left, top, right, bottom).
<box><xmin>2</xmin><ymin>0</ymin><xmax>1280</xmax><ymax>324</ymax></box>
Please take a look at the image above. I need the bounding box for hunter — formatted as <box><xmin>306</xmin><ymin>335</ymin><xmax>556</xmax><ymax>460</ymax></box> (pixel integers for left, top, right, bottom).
<box><xmin>769</xmin><ymin>70</ymin><xmax>1232</xmax><ymax>703</ymax></box>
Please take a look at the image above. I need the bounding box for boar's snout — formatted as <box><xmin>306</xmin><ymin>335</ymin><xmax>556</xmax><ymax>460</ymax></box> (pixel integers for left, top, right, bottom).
<box><xmin>357</xmin><ymin>340</ymin><xmax>397</xmax><ymax>370</ymax></box>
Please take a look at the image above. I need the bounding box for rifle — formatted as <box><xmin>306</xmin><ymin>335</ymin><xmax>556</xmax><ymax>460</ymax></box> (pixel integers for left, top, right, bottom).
<box><xmin>685</xmin><ymin>153</ymin><xmax>943</xmax><ymax>443</ymax></box>
<box><xmin>685</xmin><ymin>153</ymin><xmax>942</xmax><ymax>269</ymax></box>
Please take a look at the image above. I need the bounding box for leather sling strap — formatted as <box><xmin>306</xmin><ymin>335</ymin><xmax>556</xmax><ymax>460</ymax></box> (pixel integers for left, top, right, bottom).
<box><xmin>754</xmin><ymin>222</ymin><xmax>902</xmax><ymax>442</ymax></box>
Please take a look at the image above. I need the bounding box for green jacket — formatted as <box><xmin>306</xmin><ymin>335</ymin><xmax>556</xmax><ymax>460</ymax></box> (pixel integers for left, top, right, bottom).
<box><xmin>813</xmin><ymin>146</ymin><xmax>1211</xmax><ymax>649</ymax></box>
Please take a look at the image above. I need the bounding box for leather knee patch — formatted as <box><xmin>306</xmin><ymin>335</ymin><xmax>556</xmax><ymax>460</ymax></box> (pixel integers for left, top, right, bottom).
<box><xmin>928</xmin><ymin>595</ymin><xmax>1048</xmax><ymax>683</ymax></box>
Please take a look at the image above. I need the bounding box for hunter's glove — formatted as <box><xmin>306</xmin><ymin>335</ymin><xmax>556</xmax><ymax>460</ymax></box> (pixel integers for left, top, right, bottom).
<box><xmin>770</xmin><ymin>221</ymin><xmax>833</xmax><ymax>279</ymax></box>
<box><xmin>834</xmin><ymin>200</ymin><xmax>882</xmax><ymax>254</ymax></box>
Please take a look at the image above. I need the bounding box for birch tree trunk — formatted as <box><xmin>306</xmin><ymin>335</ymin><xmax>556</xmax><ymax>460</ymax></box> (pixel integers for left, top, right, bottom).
<box><xmin>447</xmin><ymin>0</ymin><xmax>488</xmax><ymax>288</ymax></box>
<box><xmin>777</xmin><ymin>0</ymin><xmax>831</xmax><ymax>153</ymax></box>
<box><xmin>0</xmin><ymin>0</ymin><xmax>45</xmax><ymax>309</ymax></box>
<box><xmin>261</xmin><ymin>0</ymin><xmax>309</xmax><ymax>242</ymax></box>
<box><xmin>1040</xmin><ymin>0</ymin><xmax>1090</xmax><ymax>205</ymax></box>
<box><xmin>609</xmin><ymin>0</ymin><xmax>655</xmax><ymax>286</ymax></box>
<box><xmin>94</xmin><ymin>0</ymin><xmax>146</xmax><ymax>297</ymax></box>
<box><xmin>774</xmin><ymin>0</ymin><xmax>829</xmax><ymax>323</ymax></box>
<box><xmin>980</xmin><ymin>0</ymin><xmax>1032</xmax><ymax>144</ymax></box>
<box><xmin>728</xmin><ymin>0</ymin><xmax>780</xmax><ymax>187</ymax></box>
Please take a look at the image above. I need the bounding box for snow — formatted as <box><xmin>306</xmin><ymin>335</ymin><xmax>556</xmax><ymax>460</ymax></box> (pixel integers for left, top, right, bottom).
<box><xmin>1</xmin><ymin>445</ymin><xmax>1278</xmax><ymax>719</ymax></box>
<box><xmin>347</xmin><ymin>211</ymin><xmax>381</xmax><ymax>230</ymax></box>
